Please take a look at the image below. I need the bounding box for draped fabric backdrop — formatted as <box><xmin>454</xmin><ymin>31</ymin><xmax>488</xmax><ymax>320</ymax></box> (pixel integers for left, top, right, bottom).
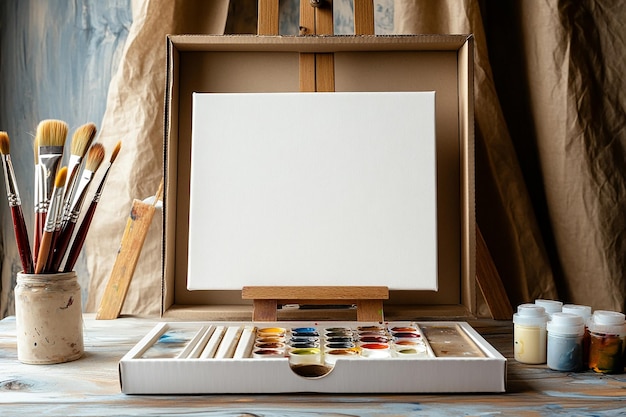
<box><xmin>399</xmin><ymin>0</ymin><xmax>626</xmax><ymax>313</ymax></box>
<box><xmin>1</xmin><ymin>0</ymin><xmax>624</xmax><ymax>317</ymax></box>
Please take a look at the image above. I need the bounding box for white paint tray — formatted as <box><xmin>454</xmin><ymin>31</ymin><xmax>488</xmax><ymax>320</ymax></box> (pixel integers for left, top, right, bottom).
<box><xmin>119</xmin><ymin>321</ymin><xmax>506</xmax><ymax>394</ymax></box>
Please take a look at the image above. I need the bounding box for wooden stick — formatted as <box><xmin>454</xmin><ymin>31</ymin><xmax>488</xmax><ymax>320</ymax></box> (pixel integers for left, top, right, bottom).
<box><xmin>299</xmin><ymin>54</ymin><xmax>316</xmax><ymax>92</ymax></box>
<box><xmin>476</xmin><ymin>226</ymin><xmax>513</xmax><ymax>319</ymax></box>
<box><xmin>257</xmin><ymin>0</ymin><xmax>279</xmax><ymax>35</ymax></box>
<box><xmin>315</xmin><ymin>53</ymin><xmax>335</xmax><ymax>91</ymax></box>
<box><xmin>354</xmin><ymin>0</ymin><xmax>375</xmax><ymax>35</ymax></box>
<box><xmin>315</xmin><ymin>0</ymin><xmax>334</xmax><ymax>35</ymax></box>
<box><xmin>299</xmin><ymin>0</ymin><xmax>316</xmax><ymax>35</ymax></box>
<box><xmin>96</xmin><ymin>179</ymin><xmax>163</xmax><ymax>320</ymax></box>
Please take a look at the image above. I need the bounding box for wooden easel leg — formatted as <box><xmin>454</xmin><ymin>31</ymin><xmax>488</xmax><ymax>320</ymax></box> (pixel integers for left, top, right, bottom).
<box><xmin>476</xmin><ymin>226</ymin><xmax>513</xmax><ymax>320</ymax></box>
<box><xmin>252</xmin><ymin>299</ymin><xmax>278</xmax><ymax>322</ymax></box>
<box><xmin>356</xmin><ymin>300</ymin><xmax>384</xmax><ymax>322</ymax></box>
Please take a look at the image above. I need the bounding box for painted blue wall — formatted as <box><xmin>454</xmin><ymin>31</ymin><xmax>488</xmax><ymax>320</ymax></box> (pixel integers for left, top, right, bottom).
<box><xmin>0</xmin><ymin>0</ymin><xmax>132</xmax><ymax>317</ymax></box>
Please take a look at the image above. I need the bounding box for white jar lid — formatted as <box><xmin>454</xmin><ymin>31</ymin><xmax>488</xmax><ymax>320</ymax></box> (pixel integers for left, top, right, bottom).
<box><xmin>588</xmin><ymin>310</ymin><xmax>626</xmax><ymax>335</ymax></box>
<box><xmin>562</xmin><ymin>304</ymin><xmax>592</xmax><ymax>322</ymax></box>
<box><xmin>547</xmin><ymin>312</ymin><xmax>585</xmax><ymax>335</ymax></box>
<box><xmin>513</xmin><ymin>304</ymin><xmax>548</xmax><ymax>326</ymax></box>
<box><xmin>535</xmin><ymin>299</ymin><xmax>563</xmax><ymax>315</ymax></box>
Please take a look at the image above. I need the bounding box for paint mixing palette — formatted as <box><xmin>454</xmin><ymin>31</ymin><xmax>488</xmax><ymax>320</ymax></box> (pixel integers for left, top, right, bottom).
<box><xmin>119</xmin><ymin>321</ymin><xmax>506</xmax><ymax>394</ymax></box>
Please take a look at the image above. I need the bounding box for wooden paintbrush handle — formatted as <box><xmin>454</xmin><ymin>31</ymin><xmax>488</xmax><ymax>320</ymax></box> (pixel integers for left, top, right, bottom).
<box><xmin>44</xmin><ymin>229</ymin><xmax>60</xmax><ymax>273</ymax></box>
<box><xmin>11</xmin><ymin>205</ymin><xmax>34</xmax><ymax>273</ymax></box>
<box><xmin>63</xmin><ymin>201</ymin><xmax>97</xmax><ymax>272</ymax></box>
<box><xmin>34</xmin><ymin>231</ymin><xmax>52</xmax><ymax>274</ymax></box>
<box><xmin>33</xmin><ymin>211</ymin><xmax>45</xmax><ymax>265</ymax></box>
<box><xmin>48</xmin><ymin>221</ymin><xmax>76</xmax><ymax>273</ymax></box>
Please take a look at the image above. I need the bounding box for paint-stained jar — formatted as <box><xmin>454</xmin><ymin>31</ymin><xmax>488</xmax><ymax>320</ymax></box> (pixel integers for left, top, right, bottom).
<box><xmin>562</xmin><ymin>304</ymin><xmax>592</xmax><ymax>367</ymax></box>
<box><xmin>513</xmin><ymin>304</ymin><xmax>548</xmax><ymax>364</ymax></box>
<box><xmin>547</xmin><ymin>312</ymin><xmax>585</xmax><ymax>371</ymax></box>
<box><xmin>15</xmin><ymin>271</ymin><xmax>84</xmax><ymax>364</ymax></box>
<box><xmin>587</xmin><ymin>310</ymin><xmax>625</xmax><ymax>374</ymax></box>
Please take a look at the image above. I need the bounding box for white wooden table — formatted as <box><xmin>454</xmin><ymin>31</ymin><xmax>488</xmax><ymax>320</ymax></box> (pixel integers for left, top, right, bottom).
<box><xmin>1</xmin><ymin>314</ymin><xmax>625</xmax><ymax>416</ymax></box>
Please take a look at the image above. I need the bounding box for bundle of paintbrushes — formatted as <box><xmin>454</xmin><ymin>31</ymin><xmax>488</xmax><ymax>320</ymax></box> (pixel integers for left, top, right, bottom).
<box><xmin>0</xmin><ymin>119</ymin><xmax>121</xmax><ymax>274</ymax></box>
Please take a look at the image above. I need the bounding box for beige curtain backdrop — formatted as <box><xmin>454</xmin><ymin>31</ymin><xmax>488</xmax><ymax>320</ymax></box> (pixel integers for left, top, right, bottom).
<box><xmin>396</xmin><ymin>0</ymin><xmax>626</xmax><ymax>312</ymax></box>
<box><xmin>85</xmin><ymin>0</ymin><xmax>626</xmax><ymax>316</ymax></box>
<box><xmin>83</xmin><ymin>0</ymin><xmax>231</xmax><ymax>314</ymax></box>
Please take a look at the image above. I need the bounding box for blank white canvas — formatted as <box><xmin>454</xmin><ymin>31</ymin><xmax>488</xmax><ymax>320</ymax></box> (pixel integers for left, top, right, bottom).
<box><xmin>188</xmin><ymin>92</ymin><xmax>437</xmax><ymax>290</ymax></box>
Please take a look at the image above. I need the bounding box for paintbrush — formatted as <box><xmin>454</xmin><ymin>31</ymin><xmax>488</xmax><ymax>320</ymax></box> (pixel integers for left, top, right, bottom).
<box><xmin>35</xmin><ymin>166</ymin><xmax>67</xmax><ymax>274</ymax></box>
<box><xmin>33</xmin><ymin>135</ymin><xmax>42</xmax><ymax>265</ymax></box>
<box><xmin>63</xmin><ymin>141</ymin><xmax>120</xmax><ymax>272</ymax></box>
<box><xmin>0</xmin><ymin>132</ymin><xmax>34</xmax><ymax>274</ymax></box>
<box><xmin>50</xmin><ymin>142</ymin><xmax>107</xmax><ymax>272</ymax></box>
<box><xmin>34</xmin><ymin>120</ymin><xmax>68</xmax><ymax>267</ymax></box>
<box><xmin>61</xmin><ymin>123</ymin><xmax>96</xmax><ymax>226</ymax></box>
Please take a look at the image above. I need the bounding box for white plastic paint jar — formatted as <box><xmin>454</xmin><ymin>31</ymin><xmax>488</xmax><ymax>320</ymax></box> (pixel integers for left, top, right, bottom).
<box><xmin>587</xmin><ymin>310</ymin><xmax>626</xmax><ymax>374</ymax></box>
<box><xmin>547</xmin><ymin>312</ymin><xmax>585</xmax><ymax>371</ymax></box>
<box><xmin>513</xmin><ymin>303</ymin><xmax>548</xmax><ymax>364</ymax></box>
<box><xmin>15</xmin><ymin>271</ymin><xmax>84</xmax><ymax>364</ymax></box>
<box><xmin>562</xmin><ymin>304</ymin><xmax>592</xmax><ymax>367</ymax></box>
<box><xmin>535</xmin><ymin>299</ymin><xmax>562</xmax><ymax>319</ymax></box>
<box><xmin>561</xmin><ymin>304</ymin><xmax>592</xmax><ymax>323</ymax></box>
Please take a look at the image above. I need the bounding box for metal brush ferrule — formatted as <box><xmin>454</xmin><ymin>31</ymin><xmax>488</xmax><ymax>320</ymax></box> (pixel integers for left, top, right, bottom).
<box><xmin>34</xmin><ymin>163</ymin><xmax>44</xmax><ymax>210</ymax></box>
<box><xmin>39</xmin><ymin>147</ymin><xmax>64</xmax><ymax>203</ymax></box>
<box><xmin>67</xmin><ymin>169</ymin><xmax>95</xmax><ymax>222</ymax></box>
<box><xmin>1</xmin><ymin>154</ymin><xmax>21</xmax><ymax>207</ymax></box>
<box><xmin>92</xmin><ymin>190</ymin><xmax>104</xmax><ymax>205</ymax></box>
<box><xmin>44</xmin><ymin>187</ymin><xmax>64</xmax><ymax>233</ymax></box>
<box><xmin>63</xmin><ymin>155</ymin><xmax>82</xmax><ymax>208</ymax></box>
<box><xmin>92</xmin><ymin>164</ymin><xmax>112</xmax><ymax>204</ymax></box>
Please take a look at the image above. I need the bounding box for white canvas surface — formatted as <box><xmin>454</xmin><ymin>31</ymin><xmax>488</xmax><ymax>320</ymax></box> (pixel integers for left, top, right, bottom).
<box><xmin>188</xmin><ymin>92</ymin><xmax>437</xmax><ymax>290</ymax></box>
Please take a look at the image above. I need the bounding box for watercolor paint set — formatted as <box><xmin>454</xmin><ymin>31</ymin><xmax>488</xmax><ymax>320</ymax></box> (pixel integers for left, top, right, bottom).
<box><xmin>119</xmin><ymin>321</ymin><xmax>506</xmax><ymax>394</ymax></box>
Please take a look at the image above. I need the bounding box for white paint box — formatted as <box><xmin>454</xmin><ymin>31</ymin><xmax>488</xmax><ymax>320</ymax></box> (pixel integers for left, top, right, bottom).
<box><xmin>119</xmin><ymin>321</ymin><xmax>506</xmax><ymax>394</ymax></box>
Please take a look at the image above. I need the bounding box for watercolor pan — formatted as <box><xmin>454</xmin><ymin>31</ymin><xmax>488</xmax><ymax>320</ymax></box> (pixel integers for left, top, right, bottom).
<box><xmin>119</xmin><ymin>321</ymin><xmax>506</xmax><ymax>394</ymax></box>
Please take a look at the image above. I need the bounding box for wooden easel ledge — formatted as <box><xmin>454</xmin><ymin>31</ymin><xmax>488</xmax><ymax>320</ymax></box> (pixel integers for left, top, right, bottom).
<box><xmin>243</xmin><ymin>286</ymin><xmax>389</xmax><ymax>322</ymax></box>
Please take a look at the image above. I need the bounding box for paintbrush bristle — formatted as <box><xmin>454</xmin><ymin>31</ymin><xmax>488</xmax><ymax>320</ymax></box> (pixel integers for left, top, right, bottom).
<box><xmin>36</xmin><ymin>119</ymin><xmax>68</xmax><ymax>147</ymax></box>
<box><xmin>110</xmin><ymin>141</ymin><xmax>122</xmax><ymax>163</ymax></box>
<box><xmin>70</xmin><ymin>123</ymin><xmax>97</xmax><ymax>156</ymax></box>
<box><xmin>34</xmin><ymin>136</ymin><xmax>39</xmax><ymax>161</ymax></box>
<box><xmin>55</xmin><ymin>166</ymin><xmax>68</xmax><ymax>188</ymax></box>
<box><xmin>85</xmin><ymin>143</ymin><xmax>105</xmax><ymax>172</ymax></box>
<box><xmin>0</xmin><ymin>131</ymin><xmax>9</xmax><ymax>155</ymax></box>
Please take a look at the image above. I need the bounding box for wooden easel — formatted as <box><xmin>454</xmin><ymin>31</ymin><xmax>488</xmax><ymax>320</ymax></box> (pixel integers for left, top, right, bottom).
<box><xmin>244</xmin><ymin>0</ymin><xmax>387</xmax><ymax>322</ymax></box>
<box><xmin>245</xmin><ymin>0</ymin><xmax>512</xmax><ymax>321</ymax></box>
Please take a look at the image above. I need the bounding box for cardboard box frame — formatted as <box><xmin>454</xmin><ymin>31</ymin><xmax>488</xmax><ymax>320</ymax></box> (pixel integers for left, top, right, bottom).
<box><xmin>163</xmin><ymin>34</ymin><xmax>475</xmax><ymax>320</ymax></box>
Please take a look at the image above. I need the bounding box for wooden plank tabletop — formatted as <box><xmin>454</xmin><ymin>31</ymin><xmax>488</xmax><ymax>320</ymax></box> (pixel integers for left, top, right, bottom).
<box><xmin>1</xmin><ymin>315</ymin><xmax>624</xmax><ymax>416</ymax></box>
